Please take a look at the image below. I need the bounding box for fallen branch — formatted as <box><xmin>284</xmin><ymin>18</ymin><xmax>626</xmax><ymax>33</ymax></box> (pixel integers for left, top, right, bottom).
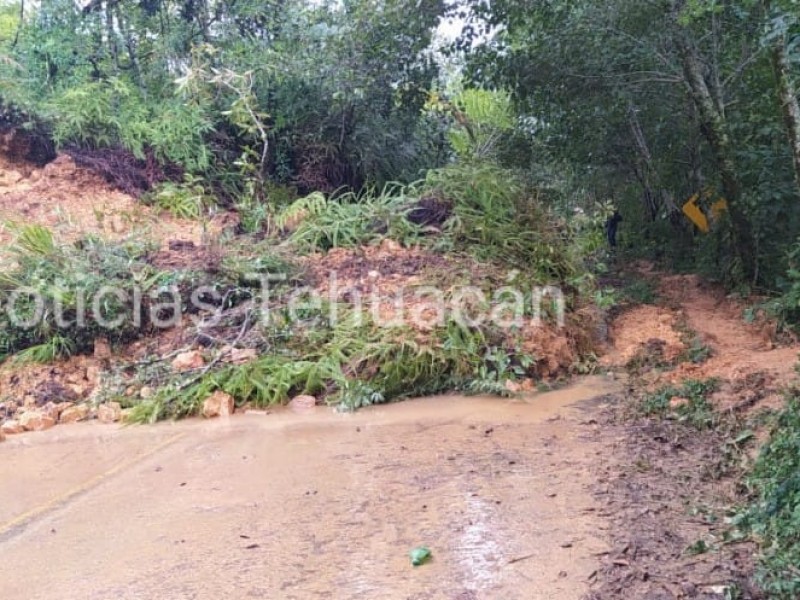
<box><xmin>176</xmin><ymin>308</ymin><xmax>254</xmax><ymax>391</ymax></box>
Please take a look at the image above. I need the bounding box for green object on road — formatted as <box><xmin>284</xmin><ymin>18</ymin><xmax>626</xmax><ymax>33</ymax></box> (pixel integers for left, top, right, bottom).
<box><xmin>410</xmin><ymin>547</ymin><xmax>432</xmax><ymax>566</ymax></box>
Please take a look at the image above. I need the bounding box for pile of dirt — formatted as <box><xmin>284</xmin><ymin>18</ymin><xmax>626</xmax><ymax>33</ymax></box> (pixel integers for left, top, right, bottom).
<box><xmin>66</xmin><ymin>146</ymin><xmax>181</xmax><ymax>197</ymax></box>
<box><xmin>602</xmin><ymin>268</ymin><xmax>800</xmax><ymax>411</ymax></box>
<box><xmin>600</xmin><ymin>305</ymin><xmax>686</xmax><ymax>367</ymax></box>
<box><xmin>0</xmin><ymin>143</ymin><xmax>598</xmax><ymax>435</ymax></box>
<box><xmin>660</xmin><ymin>274</ymin><xmax>798</xmax><ymax>385</ymax></box>
<box><xmin>0</xmin><ymin>355</ymin><xmax>102</xmax><ymax>432</ymax></box>
<box><xmin>304</xmin><ymin>239</ymin><xmax>590</xmax><ymax>377</ymax></box>
<box><xmin>0</xmin><ymin>127</ymin><xmax>55</xmax><ymax>168</ymax></box>
<box><xmin>303</xmin><ymin>239</ymin><xmax>457</xmax><ymax>295</ymax></box>
<box><xmin>0</xmin><ymin>149</ymin><xmax>226</xmax><ymax>255</ymax></box>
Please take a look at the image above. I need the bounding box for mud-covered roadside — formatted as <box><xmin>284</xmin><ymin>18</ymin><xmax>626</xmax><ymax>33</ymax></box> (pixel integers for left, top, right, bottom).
<box><xmin>584</xmin><ymin>394</ymin><xmax>761</xmax><ymax>600</ymax></box>
<box><xmin>582</xmin><ymin>266</ymin><xmax>800</xmax><ymax>600</ymax></box>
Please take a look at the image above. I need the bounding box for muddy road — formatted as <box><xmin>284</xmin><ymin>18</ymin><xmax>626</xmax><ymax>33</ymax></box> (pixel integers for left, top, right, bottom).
<box><xmin>0</xmin><ymin>377</ymin><xmax>621</xmax><ymax>600</ymax></box>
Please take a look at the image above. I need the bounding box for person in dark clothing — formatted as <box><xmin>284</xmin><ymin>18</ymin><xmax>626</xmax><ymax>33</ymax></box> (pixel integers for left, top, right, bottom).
<box><xmin>605</xmin><ymin>210</ymin><xmax>623</xmax><ymax>248</ymax></box>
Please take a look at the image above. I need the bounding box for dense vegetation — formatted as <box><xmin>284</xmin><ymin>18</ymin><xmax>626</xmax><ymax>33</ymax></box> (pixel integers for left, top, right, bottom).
<box><xmin>3</xmin><ymin>0</ymin><xmax>800</xmax><ymax>593</ymax></box>
<box><xmin>3</xmin><ymin>1</ymin><xmax>800</xmax><ymax>299</ymax></box>
<box><xmin>459</xmin><ymin>0</ymin><xmax>800</xmax><ymax>301</ymax></box>
<box><xmin>741</xmin><ymin>393</ymin><xmax>800</xmax><ymax>598</ymax></box>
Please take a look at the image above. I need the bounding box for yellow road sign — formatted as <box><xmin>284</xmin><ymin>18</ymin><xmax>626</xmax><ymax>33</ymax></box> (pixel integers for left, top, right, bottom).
<box><xmin>682</xmin><ymin>192</ymin><xmax>727</xmax><ymax>233</ymax></box>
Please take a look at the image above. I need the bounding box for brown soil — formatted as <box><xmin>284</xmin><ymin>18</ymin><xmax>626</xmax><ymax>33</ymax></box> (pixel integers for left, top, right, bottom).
<box><xmin>602</xmin><ymin>266</ymin><xmax>800</xmax><ymax>410</ymax></box>
<box><xmin>0</xmin><ymin>355</ymin><xmax>100</xmax><ymax>419</ymax></box>
<box><xmin>585</xmin><ymin>403</ymin><xmax>761</xmax><ymax>600</ymax></box>
<box><xmin>303</xmin><ymin>239</ymin><xmax>457</xmax><ymax>293</ymax></box>
<box><xmin>660</xmin><ymin>273</ymin><xmax>798</xmax><ymax>385</ymax></box>
<box><xmin>0</xmin><ymin>151</ymin><xmax>232</xmax><ymax>261</ymax></box>
<box><xmin>0</xmin><ymin>145</ymin><xmax>589</xmax><ymax>432</ymax></box>
<box><xmin>601</xmin><ymin>304</ymin><xmax>685</xmax><ymax>367</ymax></box>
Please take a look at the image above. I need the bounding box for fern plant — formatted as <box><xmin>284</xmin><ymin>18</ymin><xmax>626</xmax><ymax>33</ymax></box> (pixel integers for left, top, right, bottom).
<box><xmin>279</xmin><ymin>185</ymin><xmax>422</xmax><ymax>251</ymax></box>
<box><xmin>14</xmin><ymin>335</ymin><xmax>75</xmax><ymax>364</ymax></box>
<box><xmin>148</xmin><ymin>175</ymin><xmax>213</xmax><ymax>220</ymax></box>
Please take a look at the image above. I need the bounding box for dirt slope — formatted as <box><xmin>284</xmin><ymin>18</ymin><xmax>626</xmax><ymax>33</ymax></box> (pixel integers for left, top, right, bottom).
<box><xmin>603</xmin><ymin>265</ymin><xmax>799</xmax><ymax>410</ymax></box>
<box><xmin>660</xmin><ymin>273</ymin><xmax>798</xmax><ymax>385</ymax></box>
<box><xmin>0</xmin><ymin>151</ymin><xmax>229</xmax><ymax>258</ymax></box>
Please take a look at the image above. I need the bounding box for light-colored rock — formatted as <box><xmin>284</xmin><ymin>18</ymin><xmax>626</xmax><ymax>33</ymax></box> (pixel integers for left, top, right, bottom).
<box><xmin>139</xmin><ymin>386</ymin><xmax>154</xmax><ymax>399</ymax></box>
<box><xmin>289</xmin><ymin>395</ymin><xmax>317</xmax><ymax>413</ymax></box>
<box><xmin>85</xmin><ymin>365</ymin><xmax>101</xmax><ymax>385</ymax></box>
<box><xmin>67</xmin><ymin>384</ymin><xmax>86</xmax><ymax>398</ymax></box>
<box><xmin>1</xmin><ymin>420</ymin><xmax>24</xmax><ymax>435</ymax></box>
<box><xmin>0</xmin><ymin>169</ymin><xmax>23</xmax><ymax>187</ymax></box>
<box><xmin>60</xmin><ymin>404</ymin><xmax>90</xmax><ymax>424</ymax></box>
<box><xmin>172</xmin><ymin>350</ymin><xmax>205</xmax><ymax>371</ymax></box>
<box><xmin>97</xmin><ymin>402</ymin><xmax>122</xmax><ymax>424</ymax></box>
<box><xmin>202</xmin><ymin>391</ymin><xmax>235</xmax><ymax>418</ymax></box>
<box><xmin>110</xmin><ymin>214</ymin><xmax>127</xmax><ymax>234</ymax></box>
<box><xmin>379</xmin><ymin>238</ymin><xmax>401</xmax><ymax>253</ymax></box>
<box><xmin>93</xmin><ymin>338</ymin><xmax>112</xmax><ymax>360</ymax></box>
<box><xmin>41</xmin><ymin>402</ymin><xmax>61</xmax><ymax>421</ymax></box>
<box><xmin>19</xmin><ymin>411</ymin><xmax>56</xmax><ymax>432</ymax></box>
<box><xmin>504</xmin><ymin>380</ymin><xmax>522</xmax><ymax>394</ymax></box>
<box><xmin>669</xmin><ymin>396</ymin><xmax>690</xmax><ymax>410</ymax></box>
<box><xmin>223</xmin><ymin>347</ymin><xmax>258</xmax><ymax>365</ymax></box>
<box><xmin>56</xmin><ymin>401</ymin><xmax>74</xmax><ymax>414</ymax></box>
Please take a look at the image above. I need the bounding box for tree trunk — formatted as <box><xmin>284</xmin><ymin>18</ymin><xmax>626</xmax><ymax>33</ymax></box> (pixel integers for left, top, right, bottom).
<box><xmin>772</xmin><ymin>41</ymin><xmax>800</xmax><ymax>194</ymax></box>
<box><xmin>115</xmin><ymin>4</ymin><xmax>141</xmax><ymax>84</ymax></box>
<box><xmin>677</xmin><ymin>35</ymin><xmax>739</xmax><ymax>203</ymax></box>
<box><xmin>627</xmin><ymin>103</ymin><xmax>661</xmax><ymax>220</ymax></box>
<box><xmin>105</xmin><ymin>1</ymin><xmax>119</xmax><ymax>72</ymax></box>
<box><xmin>674</xmin><ymin>26</ymin><xmax>754</xmax><ymax>277</ymax></box>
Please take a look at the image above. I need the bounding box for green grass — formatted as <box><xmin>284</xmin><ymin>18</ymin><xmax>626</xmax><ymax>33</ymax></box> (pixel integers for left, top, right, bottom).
<box><xmin>640</xmin><ymin>379</ymin><xmax>719</xmax><ymax>429</ymax></box>
<box><xmin>125</xmin><ymin>312</ymin><xmax>531</xmax><ymax>422</ymax></box>
<box><xmin>13</xmin><ymin>335</ymin><xmax>76</xmax><ymax>364</ymax></box>
<box><xmin>278</xmin><ymin>184</ymin><xmax>422</xmax><ymax>251</ymax></box>
<box><xmin>0</xmin><ymin>225</ymin><xmax>292</xmax><ymax>361</ymax></box>
<box><xmin>422</xmin><ymin>163</ymin><xmax>581</xmax><ymax>279</ymax></box>
<box><xmin>738</xmin><ymin>394</ymin><xmax>800</xmax><ymax>598</ymax></box>
<box><xmin>622</xmin><ymin>279</ymin><xmax>657</xmax><ymax>304</ymax></box>
<box><xmin>145</xmin><ymin>175</ymin><xmax>213</xmax><ymax>220</ymax></box>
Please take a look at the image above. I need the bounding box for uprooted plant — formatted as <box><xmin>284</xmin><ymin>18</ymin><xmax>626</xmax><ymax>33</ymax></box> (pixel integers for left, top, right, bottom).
<box><xmin>0</xmin><ymin>224</ymin><xmax>291</xmax><ymax>362</ymax></box>
<box><xmin>123</xmin><ymin>306</ymin><xmax>541</xmax><ymax>423</ymax></box>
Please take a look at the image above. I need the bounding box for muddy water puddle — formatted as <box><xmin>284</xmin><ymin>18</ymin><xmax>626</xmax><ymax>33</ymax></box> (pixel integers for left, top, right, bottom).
<box><xmin>0</xmin><ymin>376</ymin><xmax>620</xmax><ymax>600</ymax></box>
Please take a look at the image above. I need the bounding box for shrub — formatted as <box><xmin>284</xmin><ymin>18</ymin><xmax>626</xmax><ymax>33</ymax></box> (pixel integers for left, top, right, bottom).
<box><xmin>0</xmin><ymin>225</ymin><xmax>288</xmax><ymax>361</ymax></box>
<box><xmin>640</xmin><ymin>379</ymin><xmax>719</xmax><ymax>429</ymax></box>
<box><xmin>739</xmin><ymin>395</ymin><xmax>800</xmax><ymax>598</ymax></box>
<box><xmin>47</xmin><ymin>78</ymin><xmax>212</xmax><ymax>172</ymax></box>
<box><xmin>145</xmin><ymin>175</ymin><xmax>214</xmax><ymax>220</ymax></box>
<box><xmin>422</xmin><ymin>163</ymin><xmax>579</xmax><ymax>279</ymax></box>
<box><xmin>278</xmin><ymin>184</ymin><xmax>422</xmax><ymax>251</ymax></box>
